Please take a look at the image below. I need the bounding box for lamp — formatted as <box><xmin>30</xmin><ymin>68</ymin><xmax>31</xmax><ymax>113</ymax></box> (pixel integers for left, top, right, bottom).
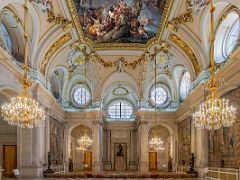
<box><xmin>148</xmin><ymin>50</ymin><xmax>165</xmax><ymax>151</ymax></box>
<box><xmin>1</xmin><ymin>0</ymin><xmax>45</xmax><ymax>128</ymax></box>
<box><xmin>76</xmin><ymin>56</ymin><xmax>92</xmax><ymax>152</ymax></box>
<box><xmin>192</xmin><ymin>0</ymin><xmax>236</xmax><ymax>130</ymax></box>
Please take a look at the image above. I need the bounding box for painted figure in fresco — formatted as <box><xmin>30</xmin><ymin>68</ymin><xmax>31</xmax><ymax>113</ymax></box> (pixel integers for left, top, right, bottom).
<box><xmin>116</xmin><ymin>143</ymin><xmax>124</xmax><ymax>156</ymax></box>
<box><xmin>75</xmin><ymin>0</ymin><xmax>166</xmax><ymax>43</ymax></box>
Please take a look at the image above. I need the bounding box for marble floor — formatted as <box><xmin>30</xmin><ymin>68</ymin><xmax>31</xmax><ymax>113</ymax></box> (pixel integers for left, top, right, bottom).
<box><xmin>3</xmin><ymin>178</ymin><xmax>206</xmax><ymax>180</ymax></box>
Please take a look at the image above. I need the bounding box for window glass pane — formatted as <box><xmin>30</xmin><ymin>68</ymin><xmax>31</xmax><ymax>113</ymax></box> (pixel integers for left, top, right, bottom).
<box><xmin>180</xmin><ymin>72</ymin><xmax>191</xmax><ymax>100</ymax></box>
<box><xmin>108</xmin><ymin>101</ymin><xmax>133</xmax><ymax>119</ymax></box>
<box><xmin>0</xmin><ymin>24</ymin><xmax>13</xmax><ymax>53</ymax></box>
<box><xmin>215</xmin><ymin>12</ymin><xmax>240</xmax><ymax>63</ymax></box>
<box><xmin>150</xmin><ymin>85</ymin><xmax>168</xmax><ymax>106</ymax></box>
<box><xmin>73</xmin><ymin>84</ymin><xmax>90</xmax><ymax>106</ymax></box>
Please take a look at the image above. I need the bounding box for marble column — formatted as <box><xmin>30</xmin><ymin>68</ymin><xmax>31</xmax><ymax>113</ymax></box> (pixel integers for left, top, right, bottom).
<box><xmin>92</xmin><ymin>121</ymin><xmax>103</xmax><ymax>172</ymax></box>
<box><xmin>196</xmin><ymin>129</ymin><xmax>208</xmax><ymax>177</ymax></box>
<box><xmin>138</xmin><ymin>121</ymin><xmax>148</xmax><ymax>172</ymax></box>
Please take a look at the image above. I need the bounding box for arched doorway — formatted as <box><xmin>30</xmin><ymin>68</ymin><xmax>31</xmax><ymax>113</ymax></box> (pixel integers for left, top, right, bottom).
<box><xmin>70</xmin><ymin>125</ymin><xmax>93</xmax><ymax>171</ymax></box>
<box><xmin>0</xmin><ymin>93</ymin><xmax>17</xmax><ymax>177</ymax></box>
<box><xmin>148</xmin><ymin>125</ymin><xmax>171</xmax><ymax>171</ymax></box>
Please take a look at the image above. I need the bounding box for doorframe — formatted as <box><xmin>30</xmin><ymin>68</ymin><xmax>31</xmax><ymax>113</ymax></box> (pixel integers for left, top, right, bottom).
<box><xmin>149</xmin><ymin>151</ymin><xmax>157</xmax><ymax>171</ymax></box>
<box><xmin>3</xmin><ymin>145</ymin><xmax>17</xmax><ymax>177</ymax></box>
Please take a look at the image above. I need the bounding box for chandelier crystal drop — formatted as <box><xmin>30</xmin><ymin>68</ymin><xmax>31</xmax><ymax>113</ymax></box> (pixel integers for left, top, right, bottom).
<box><xmin>192</xmin><ymin>0</ymin><xmax>236</xmax><ymax>130</ymax></box>
<box><xmin>1</xmin><ymin>0</ymin><xmax>45</xmax><ymax>128</ymax></box>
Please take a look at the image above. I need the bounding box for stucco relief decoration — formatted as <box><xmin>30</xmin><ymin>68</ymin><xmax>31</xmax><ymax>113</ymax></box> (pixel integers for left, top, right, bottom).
<box><xmin>113</xmin><ymin>86</ymin><xmax>129</xmax><ymax>96</ymax></box>
<box><xmin>40</xmin><ymin>33</ymin><xmax>72</xmax><ymax>74</ymax></box>
<box><xmin>155</xmin><ymin>51</ymin><xmax>173</xmax><ymax>78</ymax></box>
<box><xmin>169</xmin><ymin>34</ymin><xmax>201</xmax><ymax>75</ymax></box>
<box><xmin>186</xmin><ymin>0</ymin><xmax>209</xmax><ymax>15</ymax></box>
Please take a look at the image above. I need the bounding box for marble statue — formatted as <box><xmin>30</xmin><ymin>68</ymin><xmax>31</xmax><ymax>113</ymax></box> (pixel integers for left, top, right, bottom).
<box><xmin>116</xmin><ymin>143</ymin><xmax>124</xmax><ymax>156</ymax></box>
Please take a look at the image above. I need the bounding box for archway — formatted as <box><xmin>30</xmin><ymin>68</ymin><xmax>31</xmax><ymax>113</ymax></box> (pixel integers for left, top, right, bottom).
<box><xmin>0</xmin><ymin>93</ymin><xmax>17</xmax><ymax>177</ymax></box>
<box><xmin>148</xmin><ymin>124</ymin><xmax>171</xmax><ymax>171</ymax></box>
<box><xmin>70</xmin><ymin>125</ymin><xmax>93</xmax><ymax>171</ymax></box>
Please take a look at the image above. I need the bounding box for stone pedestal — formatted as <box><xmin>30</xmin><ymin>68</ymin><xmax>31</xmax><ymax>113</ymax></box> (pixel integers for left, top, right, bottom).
<box><xmin>187</xmin><ymin>170</ymin><xmax>198</xmax><ymax>178</ymax></box>
<box><xmin>115</xmin><ymin>156</ymin><xmax>126</xmax><ymax>171</ymax></box>
<box><xmin>0</xmin><ymin>168</ymin><xmax>4</xmax><ymax>180</ymax></box>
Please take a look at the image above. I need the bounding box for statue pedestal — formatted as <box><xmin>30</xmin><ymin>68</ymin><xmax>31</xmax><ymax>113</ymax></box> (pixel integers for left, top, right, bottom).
<box><xmin>0</xmin><ymin>168</ymin><xmax>4</xmax><ymax>180</ymax></box>
<box><xmin>187</xmin><ymin>170</ymin><xmax>198</xmax><ymax>178</ymax></box>
<box><xmin>115</xmin><ymin>156</ymin><xmax>126</xmax><ymax>171</ymax></box>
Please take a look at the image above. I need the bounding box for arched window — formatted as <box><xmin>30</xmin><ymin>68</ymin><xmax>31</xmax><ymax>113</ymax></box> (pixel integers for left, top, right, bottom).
<box><xmin>215</xmin><ymin>11</ymin><xmax>240</xmax><ymax>63</ymax></box>
<box><xmin>180</xmin><ymin>72</ymin><xmax>191</xmax><ymax>100</ymax></box>
<box><xmin>108</xmin><ymin>101</ymin><xmax>133</xmax><ymax>119</ymax></box>
<box><xmin>72</xmin><ymin>84</ymin><xmax>90</xmax><ymax>106</ymax></box>
<box><xmin>0</xmin><ymin>24</ymin><xmax>13</xmax><ymax>53</ymax></box>
<box><xmin>150</xmin><ymin>84</ymin><xmax>169</xmax><ymax>106</ymax></box>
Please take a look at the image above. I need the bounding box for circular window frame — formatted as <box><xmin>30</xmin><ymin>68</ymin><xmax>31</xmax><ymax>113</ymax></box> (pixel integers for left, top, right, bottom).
<box><xmin>71</xmin><ymin>83</ymin><xmax>91</xmax><ymax>107</ymax></box>
<box><xmin>214</xmin><ymin>9</ymin><xmax>240</xmax><ymax>64</ymax></box>
<box><xmin>149</xmin><ymin>83</ymin><xmax>171</xmax><ymax>107</ymax></box>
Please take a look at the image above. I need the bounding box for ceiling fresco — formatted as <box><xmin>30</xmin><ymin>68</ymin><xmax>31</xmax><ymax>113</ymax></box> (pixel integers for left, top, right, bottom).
<box><xmin>68</xmin><ymin>0</ymin><xmax>171</xmax><ymax>48</ymax></box>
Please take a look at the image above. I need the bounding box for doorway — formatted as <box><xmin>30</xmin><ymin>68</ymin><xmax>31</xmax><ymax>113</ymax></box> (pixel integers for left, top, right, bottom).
<box><xmin>149</xmin><ymin>152</ymin><xmax>157</xmax><ymax>170</ymax></box>
<box><xmin>84</xmin><ymin>151</ymin><xmax>92</xmax><ymax>170</ymax></box>
<box><xmin>3</xmin><ymin>145</ymin><xmax>17</xmax><ymax>177</ymax></box>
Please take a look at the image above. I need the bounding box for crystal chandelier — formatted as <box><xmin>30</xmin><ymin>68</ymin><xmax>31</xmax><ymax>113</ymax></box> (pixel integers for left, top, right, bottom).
<box><xmin>149</xmin><ymin>132</ymin><xmax>165</xmax><ymax>151</ymax></box>
<box><xmin>148</xmin><ymin>50</ymin><xmax>165</xmax><ymax>151</ymax></box>
<box><xmin>76</xmin><ymin>57</ymin><xmax>93</xmax><ymax>152</ymax></box>
<box><xmin>192</xmin><ymin>0</ymin><xmax>236</xmax><ymax>130</ymax></box>
<box><xmin>76</xmin><ymin>144</ymin><xmax>87</xmax><ymax>152</ymax></box>
<box><xmin>77</xmin><ymin>127</ymin><xmax>93</xmax><ymax>150</ymax></box>
<box><xmin>1</xmin><ymin>0</ymin><xmax>45</xmax><ymax>128</ymax></box>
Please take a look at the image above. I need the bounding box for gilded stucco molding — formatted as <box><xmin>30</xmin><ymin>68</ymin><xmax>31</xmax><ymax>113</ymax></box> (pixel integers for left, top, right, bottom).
<box><xmin>66</xmin><ymin>0</ymin><xmax>173</xmax><ymax>51</ymax></box>
<box><xmin>70</xmin><ymin>42</ymin><xmax>170</xmax><ymax>70</ymax></box>
<box><xmin>169</xmin><ymin>34</ymin><xmax>200</xmax><ymax>75</ymax></box>
<box><xmin>167</xmin><ymin>1</ymin><xmax>193</xmax><ymax>32</ymax></box>
<box><xmin>40</xmin><ymin>33</ymin><xmax>72</xmax><ymax>75</ymax></box>
<box><xmin>46</xmin><ymin>1</ymin><xmax>73</xmax><ymax>31</ymax></box>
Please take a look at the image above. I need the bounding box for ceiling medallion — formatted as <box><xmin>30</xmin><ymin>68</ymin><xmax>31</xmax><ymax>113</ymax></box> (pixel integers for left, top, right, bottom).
<box><xmin>113</xmin><ymin>86</ymin><xmax>129</xmax><ymax>96</ymax></box>
<box><xmin>66</xmin><ymin>0</ymin><xmax>174</xmax><ymax>50</ymax></box>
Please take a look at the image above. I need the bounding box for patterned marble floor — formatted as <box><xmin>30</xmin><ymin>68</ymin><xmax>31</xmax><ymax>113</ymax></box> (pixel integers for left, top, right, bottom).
<box><xmin>3</xmin><ymin>178</ymin><xmax>205</xmax><ymax>180</ymax></box>
<box><xmin>4</xmin><ymin>178</ymin><xmax>206</xmax><ymax>180</ymax></box>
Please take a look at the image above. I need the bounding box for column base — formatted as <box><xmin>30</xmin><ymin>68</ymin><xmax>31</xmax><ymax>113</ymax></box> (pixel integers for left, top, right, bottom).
<box><xmin>92</xmin><ymin>162</ymin><xmax>103</xmax><ymax>172</ymax></box>
<box><xmin>19</xmin><ymin>166</ymin><xmax>44</xmax><ymax>178</ymax></box>
<box><xmin>196</xmin><ymin>167</ymin><xmax>207</xmax><ymax>178</ymax></box>
<box><xmin>138</xmin><ymin>162</ymin><xmax>148</xmax><ymax>172</ymax></box>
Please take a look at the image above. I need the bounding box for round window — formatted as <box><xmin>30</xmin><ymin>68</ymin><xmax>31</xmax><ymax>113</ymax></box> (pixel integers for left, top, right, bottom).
<box><xmin>215</xmin><ymin>12</ymin><xmax>240</xmax><ymax>63</ymax></box>
<box><xmin>73</xmin><ymin>84</ymin><xmax>90</xmax><ymax>106</ymax></box>
<box><xmin>150</xmin><ymin>85</ymin><xmax>168</xmax><ymax>106</ymax></box>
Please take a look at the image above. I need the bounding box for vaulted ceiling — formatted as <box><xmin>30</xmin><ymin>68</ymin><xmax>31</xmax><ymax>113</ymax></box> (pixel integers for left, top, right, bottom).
<box><xmin>0</xmin><ymin>0</ymin><xmax>239</xmax><ymax>113</ymax></box>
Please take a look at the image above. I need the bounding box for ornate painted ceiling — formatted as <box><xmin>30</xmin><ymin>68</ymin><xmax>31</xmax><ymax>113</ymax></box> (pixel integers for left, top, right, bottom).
<box><xmin>67</xmin><ymin>0</ymin><xmax>173</xmax><ymax>50</ymax></box>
